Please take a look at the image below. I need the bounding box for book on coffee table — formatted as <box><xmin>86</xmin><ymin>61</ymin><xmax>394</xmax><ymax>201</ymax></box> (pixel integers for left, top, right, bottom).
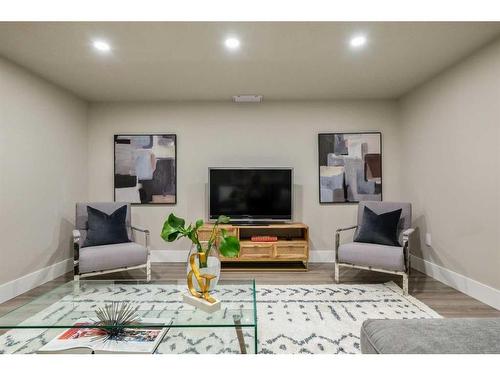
<box><xmin>37</xmin><ymin>319</ymin><xmax>169</xmax><ymax>354</ymax></box>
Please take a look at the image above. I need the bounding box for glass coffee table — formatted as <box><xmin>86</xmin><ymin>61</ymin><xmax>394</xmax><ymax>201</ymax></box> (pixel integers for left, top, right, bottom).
<box><xmin>0</xmin><ymin>279</ymin><xmax>257</xmax><ymax>354</ymax></box>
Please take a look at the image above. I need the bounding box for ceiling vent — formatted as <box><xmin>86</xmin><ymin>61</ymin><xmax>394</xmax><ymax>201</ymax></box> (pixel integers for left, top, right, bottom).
<box><xmin>232</xmin><ymin>95</ymin><xmax>263</xmax><ymax>103</ymax></box>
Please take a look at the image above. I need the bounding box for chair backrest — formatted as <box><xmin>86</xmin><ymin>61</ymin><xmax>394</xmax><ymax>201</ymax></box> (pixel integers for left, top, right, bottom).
<box><xmin>356</xmin><ymin>201</ymin><xmax>412</xmax><ymax>246</ymax></box>
<box><xmin>76</xmin><ymin>202</ymin><xmax>132</xmax><ymax>245</ymax></box>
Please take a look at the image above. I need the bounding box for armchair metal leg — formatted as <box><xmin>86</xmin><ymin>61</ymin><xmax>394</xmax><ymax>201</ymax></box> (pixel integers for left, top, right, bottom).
<box><xmin>402</xmin><ymin>274</ymin><xmax>409</xmax><ymax>295</ymax></box>
<box><xmin>334</xmin><ymin>263</ymin><xmax>340</xmax><ymax>283</ymax></box>
<box><xmin>73</xmin><ymin>275</ymin><xmax>80</xmax><ymax>295</ymax></box>
<box><xmin>146</xmin><ymin>260</ymin><xmax>151</xmax><ymax>281</ymax></box>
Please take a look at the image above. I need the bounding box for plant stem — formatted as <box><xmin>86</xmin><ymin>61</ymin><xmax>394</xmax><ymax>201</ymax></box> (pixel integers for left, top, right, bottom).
<box><xmin>206</xmin><ymin>219</ymin><xmax>220</xmax><ymax>258</ymax></box>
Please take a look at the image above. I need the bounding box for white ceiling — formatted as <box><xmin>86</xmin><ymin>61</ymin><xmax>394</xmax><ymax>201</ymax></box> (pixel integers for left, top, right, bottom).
<box><xmin>0</xmin><ymin>22</ymin><xmax>499</xmax><ymax>101</ymax></box>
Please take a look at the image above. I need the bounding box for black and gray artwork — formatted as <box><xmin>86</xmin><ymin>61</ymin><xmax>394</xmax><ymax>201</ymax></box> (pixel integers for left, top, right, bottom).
<box><xmin>114</xmin><ymin>134</ymin><xmax>176</xmax><ymax>204</ymax></box>
<box><xmin>319</xmin><ymin>133</ymin><xmax>382</xmax><ymax>203</ymax></box>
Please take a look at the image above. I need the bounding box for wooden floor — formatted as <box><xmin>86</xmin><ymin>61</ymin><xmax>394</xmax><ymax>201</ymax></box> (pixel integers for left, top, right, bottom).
<box><xmin>1</xmin><ymin>263</ymin><xmax>499</xmax><ymax>318</ymax></box>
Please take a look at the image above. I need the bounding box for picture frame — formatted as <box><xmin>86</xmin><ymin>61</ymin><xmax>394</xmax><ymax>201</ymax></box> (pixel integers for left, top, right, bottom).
<box><xmin>318</xmin><ymin>132</ymin><xmax>382</xmax><ymax>204</ymax></box>
<box><xmin>113</xmin><ymin>134</ymin><xmax>177</xmax><ymax>205</ymax></box>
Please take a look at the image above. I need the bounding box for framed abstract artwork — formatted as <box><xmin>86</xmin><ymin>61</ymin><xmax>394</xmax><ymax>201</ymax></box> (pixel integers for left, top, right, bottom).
<box><xmin>114</xmin><ymin>134</ymin><xmax>177</xmax><ymax>204</ymax></box>
<box><xmin>318</xmin><ymin>132</ymin><xmax>382</xmax><ymax>204</ymax></box>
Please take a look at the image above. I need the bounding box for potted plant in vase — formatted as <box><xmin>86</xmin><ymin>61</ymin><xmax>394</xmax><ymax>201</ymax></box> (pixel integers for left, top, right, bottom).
<box><xmin>161</xmin><ymin>213</ymin><xmax>240</xmax><ymax>291</ymax></box>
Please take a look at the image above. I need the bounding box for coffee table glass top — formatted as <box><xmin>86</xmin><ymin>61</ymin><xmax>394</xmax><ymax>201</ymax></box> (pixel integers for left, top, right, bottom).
<box><xmin>0</xmin><ymin>280</ymin><xmax>257</xmax><ymax>330</ymax></box>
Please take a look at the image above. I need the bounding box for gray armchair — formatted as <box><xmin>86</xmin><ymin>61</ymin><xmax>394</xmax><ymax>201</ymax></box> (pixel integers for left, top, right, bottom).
<box><xmin>73</xmin><ymin>202</ymin><xmax>151</xmax><ymax>281</ymax></box>
<box><xmin>334</xmin><ymin>201</ymin><xmax>414</xmax><ymax>294</ymax></box>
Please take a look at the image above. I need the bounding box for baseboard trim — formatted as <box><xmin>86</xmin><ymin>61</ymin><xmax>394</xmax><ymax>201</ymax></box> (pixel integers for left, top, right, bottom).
<box><xmin>0</xmin><ymin>258</ymin><xmax>73</xmax><ymax>304</ymax></box>
<box><xmin>150</xmin><ymin>250</ymin><xmax>334</xmax><ymax>263</ymax></box>
<box><xmin>309</xmin><ymin>250</ymin><xmax>335</xmax><ymax>263</ymax></box>
<box><xmin>150</xmin><ymin>250</ymin><xmax>188</xmax><ymax>263</ymax></box>
<box><xmin>411</xmin><ymin>255</ymin><xmax>500</xmax><ymax>310</ymax></box>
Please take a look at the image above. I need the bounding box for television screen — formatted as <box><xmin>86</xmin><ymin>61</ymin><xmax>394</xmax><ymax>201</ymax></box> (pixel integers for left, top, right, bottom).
<box><xmin>209</xmin><ymin>168</ymin><xmax>292</xmax><ymax>221</ymax></box>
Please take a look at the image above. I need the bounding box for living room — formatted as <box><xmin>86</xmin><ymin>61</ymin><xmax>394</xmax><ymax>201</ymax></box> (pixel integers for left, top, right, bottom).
<box><xmin>1</xmin><ymin>0</ymin><xmax>500</xmax><ymax>372</ymax></box>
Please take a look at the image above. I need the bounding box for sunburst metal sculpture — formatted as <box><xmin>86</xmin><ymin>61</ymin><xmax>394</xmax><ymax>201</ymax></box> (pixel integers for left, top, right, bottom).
<box><xmin>93</xmin><ymin>301</ymin><xmax>140</xmax><ymax>339</ymax></box>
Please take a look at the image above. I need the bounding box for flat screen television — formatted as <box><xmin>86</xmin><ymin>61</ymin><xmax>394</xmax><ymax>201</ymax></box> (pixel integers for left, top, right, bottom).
<box><xmin>209</xmin><ymin>168</ymin><xmax>293</xmax><ymax>222</ymax></box>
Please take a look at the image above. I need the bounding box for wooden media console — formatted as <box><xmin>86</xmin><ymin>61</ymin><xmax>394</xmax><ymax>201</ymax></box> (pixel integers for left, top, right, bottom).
<box><xmin>197</xmin><ymin>223</ymin><xmax>309</xmax><ymax>271</ymax></box>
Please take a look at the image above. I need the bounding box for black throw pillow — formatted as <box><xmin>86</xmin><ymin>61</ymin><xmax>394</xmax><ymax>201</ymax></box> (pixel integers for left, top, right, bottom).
<box><xmin>354</xmin><ymin>206</ymin><xmax>402</xmax><ymax>247</ymax></box>
<box><xmin>83</xmin><ymin>205</ymin><xmax>130</xmax><ymax>247</ymax></box>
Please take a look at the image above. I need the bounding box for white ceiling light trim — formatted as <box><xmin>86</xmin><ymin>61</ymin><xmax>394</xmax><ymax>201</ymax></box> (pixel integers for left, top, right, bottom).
<box><xmin>349</xmin><ymin>34</ymin><xmax>368</xmax><ymax>49</ymax></box>
<box><xmin>224</xmin><ymin>37</ymin><xmax>241</xmax><ymax>50</ymax></box>
<box><xmin>92</xmin><ymin>39</ymin><xmax>111</xmax><ymax>53</ymax></box>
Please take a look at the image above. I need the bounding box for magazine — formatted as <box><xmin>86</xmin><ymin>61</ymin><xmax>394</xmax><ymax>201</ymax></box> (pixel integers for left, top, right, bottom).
<box><xmin>37</xmin><ymin>319</ymin><xmax>170</xmax><ymax>354</ymax></box>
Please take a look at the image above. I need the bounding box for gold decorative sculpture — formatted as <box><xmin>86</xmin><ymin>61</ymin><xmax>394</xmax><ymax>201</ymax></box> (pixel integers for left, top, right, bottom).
<box><xmin>161</xmin><ymin>213</ymin><xmax>240</xmax><ymax>312</ymax></box>
<box><xmin>187</xmin><ymin>251</ymin><xmax>217</xmax><ymax>304</ymax></box>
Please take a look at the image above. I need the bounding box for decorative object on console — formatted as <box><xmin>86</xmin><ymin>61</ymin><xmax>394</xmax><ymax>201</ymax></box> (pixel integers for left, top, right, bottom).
<box><xmin>114</xmin><ymin>134</ymin><xmax>176</xmax><ymax>204</ymax></box>
<box><xmin>250</xmin><ymin>236</ymin><xmax>278</xmax><ymax>242</ymax></box>
<box><xmin>161</xmin><ymin>214</ymin><xmax>240</xmax><ymax>307</ymax></box>
<box><xmin>335</xmin><ymin>201</ymin><xmax>414</xmax><ymax>294</ymax></box>
<box><xmin>318</xmin><ymin>132</ymin><xmax>382</xmax><ymax>203</ymax></box>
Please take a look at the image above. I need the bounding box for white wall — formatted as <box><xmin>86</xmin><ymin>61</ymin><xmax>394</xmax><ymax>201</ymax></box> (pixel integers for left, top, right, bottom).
<box><xmin>0</xmin><ymin>58</ymin><xmax>88</xmax><ymax>286</ymax></box>
<box><xmin>400</xmin><ymin>39</ymin><xmax>500</xmax><ymax>291</ymax></box>
<box><xmin>88</xmin><ymin>101</ymin><xmax>401</xmax><ymax>258</ymax></box>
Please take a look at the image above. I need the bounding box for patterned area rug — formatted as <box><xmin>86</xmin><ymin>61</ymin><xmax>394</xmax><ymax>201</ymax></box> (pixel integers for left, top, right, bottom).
<box><xmin>0</xmin><ymin>282</ymin><xmax>440</xmax><ymax>354</ymax></box>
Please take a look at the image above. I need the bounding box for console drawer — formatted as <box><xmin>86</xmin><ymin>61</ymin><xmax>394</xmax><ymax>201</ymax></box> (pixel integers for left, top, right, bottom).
<box><xmin>240</xmin><ymin>244</ymin><xmax>274</xmax><ymax>258</ymax></box>
<box><xmin>275</xmin><ymin>243</ymin><xmax>308</xmax><ymax>259</ymax></box>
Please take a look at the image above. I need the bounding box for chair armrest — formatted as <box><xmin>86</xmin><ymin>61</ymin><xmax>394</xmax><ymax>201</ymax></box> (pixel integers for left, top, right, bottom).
<box><xmin>402</xmin><ymin>228</ymin><xmax>415</xmax><ymax>238</ymax></box>
<box><xmin>402</xmin><ymin>228</ymin><xmax>415</xmax><ymax>246</ymax></box>
<box><xmin>335</xmin><ymin>225</ymin><xmax>358</xmax><ymax>234</ymax></box>
<box><xmin>131</xmin><ymin>226</ymin><xmax>150</xmax><ymax>234</ymax></box>
<box><xmin>334</xmin><ymin>225</ymin><xmax>357</xmax><ymax>262</ymax></box>
<box><xmin>131</xmin><ymin>227</ymin><xmax>150</xmax><ymax>252</ymax></box>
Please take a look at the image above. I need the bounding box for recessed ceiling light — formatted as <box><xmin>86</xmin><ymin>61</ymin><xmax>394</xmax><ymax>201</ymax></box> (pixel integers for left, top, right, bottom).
<box><xmin>92</xmin><ymin>40</ymin><xmax>111</xmax><ymax>53</ymax></box>
<box><xmin>224</xmin><ymin>37</ymin><xmax>240</xmax><ymax>50</ymax></box>
<box><xmin>349</xmin><ymin>34</ymin><xmax>367</xmax><ymax>49</ymax></box>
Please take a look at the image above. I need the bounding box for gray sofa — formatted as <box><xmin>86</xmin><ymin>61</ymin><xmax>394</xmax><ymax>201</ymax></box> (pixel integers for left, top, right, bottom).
<box><xmin>361</xmin><ymin>318</ymin><xmax>500</xmax><ymax>354</ymax></box>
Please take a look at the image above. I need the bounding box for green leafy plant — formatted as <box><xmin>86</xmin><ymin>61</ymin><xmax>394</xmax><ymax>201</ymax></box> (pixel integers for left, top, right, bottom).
<box><xmin>161</xmin><ymin>214</ymin><xmax>240</xmax><ymax>266</ymax></box>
